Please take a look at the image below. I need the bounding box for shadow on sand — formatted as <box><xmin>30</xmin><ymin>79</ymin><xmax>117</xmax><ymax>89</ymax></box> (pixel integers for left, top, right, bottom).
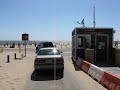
<box><xmin>31</xmin><ymin>69</ymin><xmax>64</xmax><ymax>81</ymax></box>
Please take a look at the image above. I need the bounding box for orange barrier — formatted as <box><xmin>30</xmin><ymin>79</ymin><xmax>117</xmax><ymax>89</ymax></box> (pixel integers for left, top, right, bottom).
<box><xmin>100</xmin><ymin>72</ymin><xmax>120</xmax><ymax>90</ymax></box>
<box><xmin>81</xmin><ymin>61</ymin><xmax>91</xmax><ymax>73</ymax></box>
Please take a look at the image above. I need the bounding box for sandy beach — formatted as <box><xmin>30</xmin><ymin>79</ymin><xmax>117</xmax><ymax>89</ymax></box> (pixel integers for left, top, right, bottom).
<box><xmin>0</xmin><ymin>44</ymin><xmax>71</xmax><ymax>90</ymax></box>
<box><xmin>0</xmin><ymin>45</ymin><xmax>36</xmax><ymax>90</ymax></box>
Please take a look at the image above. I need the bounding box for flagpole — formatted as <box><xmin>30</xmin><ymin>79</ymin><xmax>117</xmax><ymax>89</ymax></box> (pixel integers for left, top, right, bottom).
<box><xmin>93</xmin><ymin>0</ymin><xmax>96</xmax><ymax>28</ymax></box>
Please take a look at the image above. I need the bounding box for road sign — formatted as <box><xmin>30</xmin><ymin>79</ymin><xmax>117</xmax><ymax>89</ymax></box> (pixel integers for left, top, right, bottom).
<box><xmin>22</xmin><ymin>34</ymin><xmax>29</xmax><ymax>40</ymax></box>
<box><xmin>22</xmin><ymin>33</ymin><xmax>29</xmax><ymax>57</ymax></box>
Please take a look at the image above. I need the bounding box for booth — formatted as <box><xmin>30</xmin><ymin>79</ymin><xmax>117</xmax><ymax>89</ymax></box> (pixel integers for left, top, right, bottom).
<box><xmin>72</xmin><ymin>27</ymin><xmax>115</xmax><ymax>64</ymax></box>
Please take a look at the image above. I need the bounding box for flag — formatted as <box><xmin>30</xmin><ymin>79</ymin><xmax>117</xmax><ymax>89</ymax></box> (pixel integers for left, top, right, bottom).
<box><xmin>76</xmin><ymin>21</ymin><xmax>80</xmax><ymax>24</ymax></box>
<box><xmin>81</xmin><ymin>19</ymin><xmax>84</xmax><ymax>25</ymax></box>
<box><xmin>76</xmin><ymin>19</ymin><xmax>85</xmax><ymax>27</ymax></box>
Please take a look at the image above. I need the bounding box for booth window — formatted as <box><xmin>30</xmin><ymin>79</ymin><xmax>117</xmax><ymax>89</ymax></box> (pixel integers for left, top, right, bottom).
<box><xmin>78</xmin><ymin>36</ymin><xmax>84</xmax><ymax>47</ymax></box>
<box><xmin>72</xmin><ymin>36</ymin><xmax>75</xmax><ymax>48</ymax></box>
<box><xmin>97</xmin><ymin>42</ymin><xmax>105</xmax><ymax>49</ymax></box>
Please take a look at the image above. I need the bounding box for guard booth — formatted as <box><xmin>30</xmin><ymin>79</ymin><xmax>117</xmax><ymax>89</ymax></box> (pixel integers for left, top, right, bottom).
<box><xmin>72</xmin><ymin>27</ymin><xmax>115</xmax><ymax>64</ymax></box>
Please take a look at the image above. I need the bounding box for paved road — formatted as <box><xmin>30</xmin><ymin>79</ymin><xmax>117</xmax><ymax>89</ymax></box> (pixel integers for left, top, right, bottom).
<box><xmin>22</xmin><ymin>48</ymin><xmax>106</xmax><ymax>90</ymax></box>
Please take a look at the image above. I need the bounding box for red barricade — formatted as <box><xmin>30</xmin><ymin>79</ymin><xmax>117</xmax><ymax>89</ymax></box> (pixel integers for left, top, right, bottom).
<box><xmin>81</xmin><ymin>61</ymin><xmax>91</xmax><ymax>73</ymax></box>
<box><xmin>114</xmin><ymin>85</ymin><xmax>120</xmax><ymax>90</ymax></box>
<box><xmin>100</xmin><ymin>71</ymin><xmax>120</xmax><ymax>90</ymax></box>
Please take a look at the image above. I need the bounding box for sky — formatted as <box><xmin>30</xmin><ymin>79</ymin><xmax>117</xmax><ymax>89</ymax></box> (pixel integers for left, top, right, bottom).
<box><xmin>0</xmin><ymin>0</ymin><xmax>120</xmax><ymax>41</ymax></box>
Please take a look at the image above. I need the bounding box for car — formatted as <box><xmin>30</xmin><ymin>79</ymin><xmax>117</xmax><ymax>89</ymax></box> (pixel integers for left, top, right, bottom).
<box><xmin>36</xmin><ymin>42</ymin><xmax>54</xmax><ymax>53</ymax></box>
<box><xmin>9</xmin><ymin>43</ymin><xmax>15</xmax><ymax>48</ymax></box>
<box><xmin>34</xmin><ymin>48</ymin><xmax>64</xmax><ymax>72</ymax></box>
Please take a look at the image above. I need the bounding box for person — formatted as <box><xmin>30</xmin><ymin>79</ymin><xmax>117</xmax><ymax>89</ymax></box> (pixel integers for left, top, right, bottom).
<box><xmin>115</xmin><ymin>41</ymin><xmax>118</xmax><ymax>48</ymax></box>
<box><xmin>34</xmin><ymin>43</ymin><xmax>36</xmax><ymax>47</ymax></box>
<box><xmin>18</xmin><ymin>43</ymin><xmax>20</xmax><ymax>48</ymax></box>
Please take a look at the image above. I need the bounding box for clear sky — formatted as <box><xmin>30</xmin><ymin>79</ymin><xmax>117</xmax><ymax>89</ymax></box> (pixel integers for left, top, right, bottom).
<box><xmin>0</xmin><ymin>0</ymin><xmax>120</xmax><ymax>41</ymax></box>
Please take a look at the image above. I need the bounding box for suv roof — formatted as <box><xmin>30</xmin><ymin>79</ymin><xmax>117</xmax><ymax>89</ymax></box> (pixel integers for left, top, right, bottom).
<box><xmin>40</xmin><ymin>47</ymin><xmax>58</xmax><ymax>50</ymax></box>
<box><xmin>37</xmin><ymin>42</ymin><xmax>54</xmax><ymax>47</ymax></box>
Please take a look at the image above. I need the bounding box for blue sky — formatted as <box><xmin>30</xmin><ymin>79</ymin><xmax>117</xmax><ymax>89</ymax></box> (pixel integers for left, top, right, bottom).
<box><xmin>0</xmin><ymin>0</ymin><xmax>120</xmax><ymax>41</ymax></box>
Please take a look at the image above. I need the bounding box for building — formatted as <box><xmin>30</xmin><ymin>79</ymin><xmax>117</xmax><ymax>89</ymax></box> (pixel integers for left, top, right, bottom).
<box><xmin>72</xmin><ymin>27</ymin><xmax>115</xmax><ymax>64</ymax></box>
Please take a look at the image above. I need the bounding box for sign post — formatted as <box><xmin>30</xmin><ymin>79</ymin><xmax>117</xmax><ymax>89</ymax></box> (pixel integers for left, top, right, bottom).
<box><xmin>18</xmin><ymin>43</ymin><xmax>21</xmax><ymax>53</ymax></box>
<box><xmin>25</xmin><ymin>40</ymin><xmax>26</xmax><ymax>57</ymax></box>
<box><xmin>22</xmin><ymin>33</ymin><xmax>29</xmax><ymax>57</ymax></box>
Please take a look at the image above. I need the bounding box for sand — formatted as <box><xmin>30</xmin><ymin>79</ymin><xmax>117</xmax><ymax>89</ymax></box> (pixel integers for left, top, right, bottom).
<box><xmin>0</xmin><ymin>44</ymin><xmax>71</xmax><ymax>90</ymax></box>
<box><xmin>0</xmin><ymin>46</ymin><xmax>35</xmax><ymax>90</ymax></box>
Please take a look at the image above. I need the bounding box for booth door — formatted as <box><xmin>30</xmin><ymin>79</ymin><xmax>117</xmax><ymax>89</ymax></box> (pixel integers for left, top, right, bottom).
<box><xmin>96</xmin><ymin>35</ymin><xmax>108</xmax><ymax>61</ymax></box>
<box><xmin>77</xmin><ymin>36</ymin><xmax>85</xmax><ymax>59</ymax></box>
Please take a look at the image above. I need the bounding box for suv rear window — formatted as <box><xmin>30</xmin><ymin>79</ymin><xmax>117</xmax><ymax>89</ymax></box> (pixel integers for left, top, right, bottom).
<box><xmin>43</xmin><ymin>42</ymin><xmax>53</xmax><ymax>47</ymax></box>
